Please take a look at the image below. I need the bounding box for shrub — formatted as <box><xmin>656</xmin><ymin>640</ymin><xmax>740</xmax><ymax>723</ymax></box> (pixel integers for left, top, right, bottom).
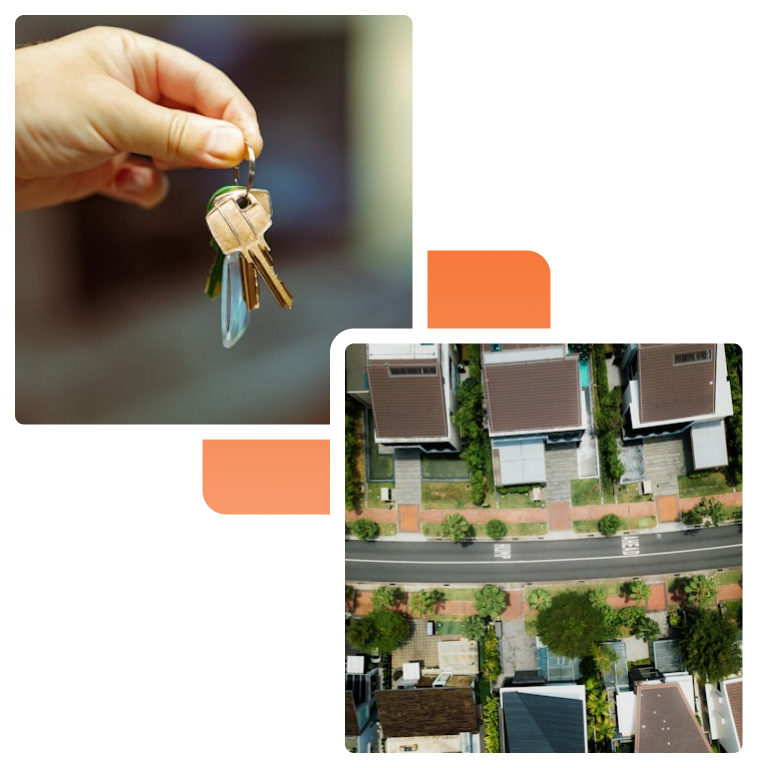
<box><xmin>351</xmin><ymin>517</ymin><xmax>379</xmax><ymax>541</ymax></box>
<box><xmin>598</xmin><ymin>513</ymin><xmax>621</xmax><ymax>536</ymax></box>
<box><xmin>486</xmin><ymin>518</ymin><xmax>508</xmax><ymax>540</ymax></box>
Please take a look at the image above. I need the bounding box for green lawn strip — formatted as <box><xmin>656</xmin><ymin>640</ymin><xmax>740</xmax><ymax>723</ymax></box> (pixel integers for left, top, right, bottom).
<box><xmin>366</xmin><ymin>481</ymin><xmax>395</xmax><ymax>507</ymax></box>
<box><xmin>345</xmin><ymin>521</ymin><xmax>398</xmax><ymax>537</ymax></box>
<box><xmin>615</xmin><ymin>484</ymin><xmax>652</xmax><ymax>504</ymax></box>
<box><xmin>423</xmin><ymin>521</ymin><xmax>548</xmax><ymax>538</ymax></box>
<box><xmin>678</xmin><ymin>470</ymin><xmax>738</xmax><ymax>498</ymax></box>
<box><xmin>421</xmin><ymin>482</ymin><xmax>497</xmax><ymax>510</ymax></box>
<box><xmin>714</xmin><ymin>569</ymin><xmax>742</xmax><ymax>586</ymax></box>
<box><xmin>572</xmin><ymin>515</ymin><xmax>657</xmax><ymax>534</ymax></box>
<box><xmin>571</xmin><ymin>478</ymin><xmax>602</xmax><ymax>506</ymax></box>
<box><xmin>495</xmin><ymin>491</ymin><xmax>542</xmax><ymax>509</ymax></box>
<box><xmin>421</xmin><ymin>454</ymin><xmax>470</xmax><ymax>480</ymax></box>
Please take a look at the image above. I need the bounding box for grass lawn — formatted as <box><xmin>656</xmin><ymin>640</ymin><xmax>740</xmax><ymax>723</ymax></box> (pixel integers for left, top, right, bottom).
<box><xmin>678</xmin><ymin>470</ymin><xmax>741</xmax><ymax>497</ymax></box>
<box><xmin>496</xmin><ymin>490</ymin><xmax>543</xmax><ymax>509</ymax></box>
<box><xmin>366</xmin><ymin>482</ymin><xmax>394</xmax><ymax>507</ymax></box>
<box><xmin>715</xmin><ymin>569</ymin><xmax>742</xmax><ymax>586</ymax></box>
<box><xmin>421</xmin><ymin>454</ymin><xmax>470</xmax><ymax>480</ymax></box>
<box><xmin>572</xmin><ymin>515</ymin><xmax>657</xmax><ymax>534</ymax></box>
<box><xmin>423</xmin><ymin>521</ymin><xmax>548</xmax><ymax>538</ymax></box>
<box><xmin>366</xmin><ymin>413</ymin><xmax>394</xmax><ymax>481</ymax></box>
<box><xmin>346</xmin><ymin>520</ymin><xmax>397</xmax><ymax>537</ymax></box>
<box><xmin>571</xmin><ymin>478</ymin><xmax>602</xmax><ymax>506</ymax></box>
<box><xmin>616</xmin><ymin>484</ymin><xmax>652</xmax><ymax>504</ymax></box>
<box><xmin>421</xmin><ymin>481</ymin><xmax>496</xmax><ymax>509</ymax></box>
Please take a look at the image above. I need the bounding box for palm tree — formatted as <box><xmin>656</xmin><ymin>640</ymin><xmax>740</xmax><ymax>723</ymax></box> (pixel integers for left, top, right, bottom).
<box><xmin>441</xmin><ymin>513</ymin><xmax>471</xmax><ymax>543</ymax></box>
<box><xmin>460</xmin><ymin>614</ymin><xmax>487</xmax><ymax>641</ymax></box>
<box><xmin>685</xmin><ymin>574</ymin><xmax>717</xmax><ymax>607</ymax></box>
<box><xmin>595</xmin><ymin>716</ymin><xmax>616</xmax><ymax>742</ymax></box>
<box><xmin>627</xmin><ymin>580</ymin><xmax>651</xmax><ymax>605</ymax></box>
<box><xmin>409</xmin><ymin>589</ymin><xmax>443</xmax><ymax>618</ymax></box>
<box><xmin>527</xmin><ymin>587</ymin><xmax>552</xmax><ymax>611</ymax></box>
<box><xmin>588</xmin><ymin>586</ymin><xmax>608</xmax><ymax>608</ymax></box>
<box><xmin>586</xmin><ymin>693</ymin><xmax>610</xmax><ymax>720</ymax></box>
<box><xmin>635</xmin><ymin>616</ymin><xmax>660</xmax><ymax>643</ymax></box>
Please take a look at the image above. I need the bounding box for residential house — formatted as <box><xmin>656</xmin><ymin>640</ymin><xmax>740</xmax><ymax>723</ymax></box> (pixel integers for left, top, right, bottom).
<box><xmin>375</xmin><ymin>687</ymin><xmax>482</xmax><ymax>753</ymax></box>
<box><xmin>345</xmin><ymin>657</ymin><xmax>380</xmax><ymax>753</ymax></box>
<box><xmin>620</xmin><ymin>343</ymin><xmax>733</xmax><ymax>470</ymax></box>
<box><xmin>346</xmin><ymin>343</ymin><xmax>462</xmax><ymax>453</ymax></box>
<box><xmin>634</xmin><ymin>682</ymin><xmax>711</xmax><ymax>753</ymax></box>
<box><xmin>705</xmin><ymin>677</ymin><xmax>742</xmax><ymax>752</ymax></box>
<box><xmin>499</xmin><ymin>684</ymin><xmax>588</xmax><ymax>752</ymax></box>
<box><xmin>481</xmin><ymin>344</ymin><xmax>585</xmax><ymax>486</ymax></box>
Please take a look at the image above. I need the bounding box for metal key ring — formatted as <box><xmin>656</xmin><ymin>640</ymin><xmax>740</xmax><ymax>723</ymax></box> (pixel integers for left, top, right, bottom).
<box><xmin>232</xmin><ymin>146</ymin><xmax>255</xmax><ymax>194</ymax></box>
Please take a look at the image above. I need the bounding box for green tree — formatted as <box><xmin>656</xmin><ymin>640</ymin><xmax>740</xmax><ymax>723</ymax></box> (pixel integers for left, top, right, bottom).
<box><xmin>486</xmin><ymin>518</ymin><xmax>507</xmax><ymax>540</ymax></box>
<box><xmin>482</xmin><ymin>696</ymin><xmax>500</xmax><ymax>753</ymax></box>
<box><xmin>460</xmin><ymin>614</ymin><xmax>487</xmax><ymax>641</ymax></box>
<box><xmin>474</xmin><ymin>584</ymin><xmax>507</xmax><ymax>621</ymax></box>
<box><xmin>588</xmin><ymin>586</ymin><xmax>608</xmax><ymax>608</ymax></box>
<box><xmin>482</xmin><ymin>626</ymin><xmax>502</xmax><ymax>682</ymax></box>
<box><xmin>680</xmin><ymin>608</ymin><xmax>742</xmax><ymax>683</ymax></box>
<box><xmin>346</xmin><ymin>608</ymin><xmax>410</xmax><ymax>655</ymax></box>
<box><xmin>345</xmin><ymin>398</ymin><xmax>363</xmax><ymax>511</ymax></box>
<box><xmin>536</xmin><ymin>591</ymin><xmax>606</xmax><ymax>659</ymax></box>
<box><xmin>590</xmin><ymin>643</ymin><xmax>618</xmax><ymax>674</ymax></box>
<box><xmin>441</xmin><ymin>512</ymin><xmax>471</xmax><ymax>542</ymax></box>
<box><xmin>684</xmin><ymin>497</ymin><xmax>726</xmax><ymax>527</ymax></box>
<box><xmin>346</xmin><ymin>617</ymin><xmax>374</xmax><ymax>649</ymax></box>
<box><xmin>685</xmin><ymin>574</ymin><xmax>717</xmax><ymax>607</ymax></box>
<box><xmin>635</xmin><ymin>616</ymin><xmax>660</xmax><ymax>642</ymax></box>
<box><xmin>371</xmin><ymin>585</ymin><xmax>402</xmax><ymax>610</ymax></box>
<box><xmin>351</xmin><ymin>517</ymin><xmax>379</xmax><ymax>541</ymax></box>
<box><xmin>527</xmin><ymin>588</ymin><xmax>552</xmax><ymax>612</ymax></box>
<box><xmin>598</xmin><ymin>513</ymin><xmax>621</xmax><ymax>536</ymax></box>
<box><xmin>595</xmin><ymin>717</ymin><xmax>616</xmax><ymax>742</ymax></box>
<box><xmin>408</xmin><ymin>589</ymin><xmax>443</xmax><ymax>618</ymax></box>
<box><xmin>623</xmin><ymin>580</ymin><xmax>651</xmax><ymax>605</ymax></box>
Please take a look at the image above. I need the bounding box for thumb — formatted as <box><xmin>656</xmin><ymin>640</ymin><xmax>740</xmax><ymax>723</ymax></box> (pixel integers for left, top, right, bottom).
<box><xmin>105</xmin><ymin>90</ymin><xmax>251</xmax><ymax>168</ymax></box>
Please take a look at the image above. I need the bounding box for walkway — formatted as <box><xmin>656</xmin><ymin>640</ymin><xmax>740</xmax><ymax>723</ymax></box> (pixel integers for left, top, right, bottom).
<box><xmin>347</xmin><ymin>490</ymin><xmax>742</xmax><ymax>540</ymax></box>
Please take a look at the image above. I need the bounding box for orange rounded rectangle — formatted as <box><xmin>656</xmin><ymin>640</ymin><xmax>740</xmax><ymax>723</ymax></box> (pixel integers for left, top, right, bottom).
<box><xmin>428</xmin><ymin>250</ymin><xmax>550</xmax><ymax>328</ymax></box>
<box><xmin>203</xmin><ymin>439</ymin><xmax>329</xmax><ymax>514</ymax></box>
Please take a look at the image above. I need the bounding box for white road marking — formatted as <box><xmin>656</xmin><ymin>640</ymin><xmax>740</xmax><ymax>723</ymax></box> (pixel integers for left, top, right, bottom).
<box><xmin>345</xmin><ymin>543</ymin><xmax>741</xmax><ymax>565</ymax></box>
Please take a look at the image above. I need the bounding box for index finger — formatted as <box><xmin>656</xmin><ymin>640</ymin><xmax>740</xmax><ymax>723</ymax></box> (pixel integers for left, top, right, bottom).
<box><xmin>120</xmin><ymin>29</ymin><xmax>264</xmax><ymax>158</ymax></box>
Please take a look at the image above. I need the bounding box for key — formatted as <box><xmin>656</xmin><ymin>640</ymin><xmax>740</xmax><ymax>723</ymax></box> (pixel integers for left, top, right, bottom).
<box><xmin>206</xmin><ymin>187</ymin><xmax>293</xmax><ymax>310</ymax></box>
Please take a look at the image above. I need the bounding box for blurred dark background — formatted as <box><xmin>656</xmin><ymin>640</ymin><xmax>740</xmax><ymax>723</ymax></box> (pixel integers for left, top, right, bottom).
<box><xmin>15</xmin><ymin>16</ymin><xmax>411</xmax><ymax>424</ymax></box>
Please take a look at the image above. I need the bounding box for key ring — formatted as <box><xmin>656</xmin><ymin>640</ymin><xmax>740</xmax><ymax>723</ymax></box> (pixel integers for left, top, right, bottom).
<box><xmin>232</xmin><ymin>145</ymin><xmax>255</xmax><ymax>195</ymax></box>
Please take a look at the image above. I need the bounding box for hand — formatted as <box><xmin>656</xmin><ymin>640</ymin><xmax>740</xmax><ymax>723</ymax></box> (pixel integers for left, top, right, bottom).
<box><xmin>15</xmin><ymin>26</ymin><xmax>263</xmax><ymax>211</ymax></box>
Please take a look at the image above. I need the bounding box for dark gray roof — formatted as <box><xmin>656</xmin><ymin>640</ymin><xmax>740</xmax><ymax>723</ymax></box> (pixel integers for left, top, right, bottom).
<box><xmin>501</xmin><ymin>691</ymin><xmax>586</xmax><ymax>752</ymax></box>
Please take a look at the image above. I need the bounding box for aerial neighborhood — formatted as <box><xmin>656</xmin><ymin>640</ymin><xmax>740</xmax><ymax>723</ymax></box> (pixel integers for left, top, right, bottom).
<box><xmin>345</xmin><ymin>343</ymin><xmax>742</xmax><ymax>753</ymax></box>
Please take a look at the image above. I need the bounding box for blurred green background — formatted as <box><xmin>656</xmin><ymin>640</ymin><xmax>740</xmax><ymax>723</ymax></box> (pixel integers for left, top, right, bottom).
<box><xmin>15</xmin><ymin>15</ymin><xmax>411</xmax><ymax>424</ymax></box>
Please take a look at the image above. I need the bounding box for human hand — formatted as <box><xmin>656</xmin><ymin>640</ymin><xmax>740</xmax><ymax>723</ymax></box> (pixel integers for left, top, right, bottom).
<box><xmin>15</xmin><ymin>26</ymin><xmax>263</xmax><ymax>211</ymax></box>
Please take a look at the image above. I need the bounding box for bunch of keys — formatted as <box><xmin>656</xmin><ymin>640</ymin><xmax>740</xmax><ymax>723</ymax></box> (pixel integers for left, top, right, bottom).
<box><xmin>204</xmin><ymin>149</ymin><xmax>293</xmax><ymax>348</ymax></box>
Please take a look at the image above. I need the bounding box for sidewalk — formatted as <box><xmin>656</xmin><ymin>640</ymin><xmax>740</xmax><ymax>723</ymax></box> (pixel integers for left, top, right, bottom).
<box><xmin>346</xmin><ymin>490</ymin><xmax>742</xmax><ymax>542</ymax></box>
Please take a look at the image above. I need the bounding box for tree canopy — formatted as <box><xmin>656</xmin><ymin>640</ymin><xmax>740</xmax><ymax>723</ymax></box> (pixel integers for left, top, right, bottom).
<box><xmin>679</xmin><ymin>607</ymin><xmax>741</xmax><ymax>683</ymax></box>
<box><xmin>346</xmin><ymin>608</ymin><xmax>409</xmax><ymax>655</ymax></box>
<box><xmin>473</xmin><ymin>584</ymin><xmax>507</xmax><ymax>621</ymax></box>
<box><xmin>536</xmin><ymin>591</ymin><xmax>606</xmax><ymax>658</ymax></box>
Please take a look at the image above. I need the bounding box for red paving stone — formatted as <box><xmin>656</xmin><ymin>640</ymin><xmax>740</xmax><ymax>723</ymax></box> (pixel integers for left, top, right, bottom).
<box><xmin>503</xmin><ymin>591</ymin><xmax>523</xmax><ymax>620</ymax></box>
<box><xmin>399</xmin><ymin>505</ymin><xmax>419</xmax><ymax>532</ymax></box>
<box><xmin>657</xmin><ymin>494</ymin><xmax>679</xmax><ymax>522</ymax></box>
<box><xmin>647</xmin><ymin>583</ymin><xmax>667</xmax><ymax>611</ymax></box>
<box><xmin>547</xmin><ymin>501</ymin><xmax>572</xmax><ymax>530</ymax></box>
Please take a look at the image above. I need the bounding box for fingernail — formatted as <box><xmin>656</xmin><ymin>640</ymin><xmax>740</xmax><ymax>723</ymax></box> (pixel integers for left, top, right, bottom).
<box><xmin>205</xmin><ymin>125</ymin><xmax>244</xmax><ymax>161</ymax></box>
<box><xmin>116</xmin><ymin>167</ymin><xmax>148</xmax><ymax>193</ymax></box>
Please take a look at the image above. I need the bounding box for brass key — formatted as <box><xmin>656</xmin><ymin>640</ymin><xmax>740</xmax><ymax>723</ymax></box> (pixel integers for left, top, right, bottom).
<box><xmin>207</xmin><ymin>190</ymin><xmax>293</xmax><ymax>310</ymax></box>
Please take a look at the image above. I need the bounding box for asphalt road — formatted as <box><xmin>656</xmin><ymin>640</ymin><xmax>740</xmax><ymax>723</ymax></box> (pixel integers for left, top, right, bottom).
<box><xmin>345</xmin><ymin>525</ymin><xmax>742</xmax><ymax>584</ymax></box>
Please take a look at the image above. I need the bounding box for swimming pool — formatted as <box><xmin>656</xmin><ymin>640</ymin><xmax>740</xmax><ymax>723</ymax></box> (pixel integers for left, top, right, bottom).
<box><xmin>580</xmin><ymin>359</ymin><xmax>590</xmax><ymax>388</ymax></box>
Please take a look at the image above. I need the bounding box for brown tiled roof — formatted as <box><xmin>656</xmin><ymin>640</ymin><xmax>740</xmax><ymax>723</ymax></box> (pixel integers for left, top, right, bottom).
<box><xmin>367</xmin><ymin>360</ymin><xmax>448</xmax><ymax>439</ymax></box>
<box><xmin>724</xmin><ymin>679</ymin><xmax>743</xmax><ymax>748</ymax></box>
<box><xmin>635</xmin><ymin>683</ymin><xmax>711</xmax><ymax>752</ymax></box>
<box><xmin>483</xmin><ymin>358</ymin><xmax>581</xmax><ymax>434</ymax></box>
<box><xmin>375</xmin><ymin>688</ymin><xmax>478</xmax><ymax>738</ymax></box>
<box><xmin>345</xmin><ymin>691</ymin><xmax>360</xmax><ymax>736</ymax></box>
<box><xmin>638</xmin><ymin>344</ymin><xmax>717</xmax><ymax>423</ymax></box>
